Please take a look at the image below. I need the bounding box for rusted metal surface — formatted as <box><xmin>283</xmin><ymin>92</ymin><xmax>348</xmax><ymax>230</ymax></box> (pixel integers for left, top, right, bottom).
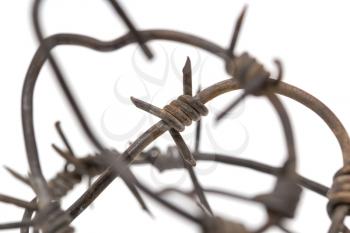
<box><xmin>0</xmin><ymin>1</ymin><xmax>349</xmax><ymax>233</ymax></box>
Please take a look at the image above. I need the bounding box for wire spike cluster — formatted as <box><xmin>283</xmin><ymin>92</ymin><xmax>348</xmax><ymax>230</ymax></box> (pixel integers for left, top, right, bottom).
<box><xmin>0</xmin><ymin>2</ymin><xmax>349</xmax><ymax>233</ymax></box>
<box><xmin>131</xmin><ymin>57</ymin><xmax>213</xmax><ymax>214</ymax></box>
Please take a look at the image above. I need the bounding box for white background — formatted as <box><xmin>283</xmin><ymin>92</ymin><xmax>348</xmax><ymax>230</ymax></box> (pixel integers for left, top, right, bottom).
<box><xmin>1</xmin><ymin>0</ymin><xmax>350</xmax><ymax>232</ymax></box>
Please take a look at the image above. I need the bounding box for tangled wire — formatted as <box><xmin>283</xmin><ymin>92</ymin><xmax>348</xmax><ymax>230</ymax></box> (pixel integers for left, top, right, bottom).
<box><xmin>1</xmin><ymin>1</ymin><xmax>349</xmax><ymax>233</ymax></box>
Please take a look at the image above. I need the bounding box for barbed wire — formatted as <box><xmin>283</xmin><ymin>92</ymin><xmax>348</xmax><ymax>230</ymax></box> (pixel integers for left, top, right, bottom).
<box><xmin>0</xmin><ymin>1</ymin><xmax>349</xmax><ymax>233</ymax></box>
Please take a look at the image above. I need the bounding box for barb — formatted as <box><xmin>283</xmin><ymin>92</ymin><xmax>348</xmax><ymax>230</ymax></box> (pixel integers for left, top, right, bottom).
<box><xmin>55</xmin><ymin>121</ymin><xmax>76</xmax><ymax>157</ymax></box>
<box><xmin>14</xmin><ymin>5</ymin><xmax>350</xmax><ymax>231</ymax></box>
<box><xmin>194</xmin><ymin>87</ymin><xmax>202</xmax><ymax>153</ymax></box>
<box><xmin>216</xmin><ymin>51</ymin><xmax>300</xmax><ymax>219</ymax></box>
<box><xmin>131</xmin><ymin>58</ymin><xmax>213</xmax><ymax>214</ymax></box>
<box><xmin>52</xmin><ymin>144</ymin><xmax>83</xmax><ymax>170</ymax></box>
<box><xmin>169</xmin><ymin>132</ymin><xmax>213</xmax><ymax>214</ymax></box>
<box><xmin>0</xmin><ymin>220</ymin><xmax>34</xmax><ymax>230</ymax></box>
<box><xmin>4</xmin><ymin>166</ymin><xmax>31</xmax><ymax>187</ymax></box>
<box><xmin>131</xmin><ymin>95</ymin><xmax>208</xmax><ymax>133</ymax></box>
<box><xmin>227</xmin><ymin>5</ymin><xmax>247</xmax><ymax>57</ymax></box>
<box><xmin>121</xmin><ymin>177</ymin><xmax>153</xmax><ymax>217</ymax></box>
<box><xmin>101</xmin><ymin>154</ymin><xmax>201</xmax><ymax>224</ymax></box>
<box><xmin>217</xmin><ymin>52</ymin><xmax>272</xmax><ymax>121</ymax></box>
<box><xmin>0</xmin><ymin>194</ymin><xmax>37</xmax><ymax>210</ymax></box>
<box><xmin>194</xmin><ymin>120</ymin><xmax>202</xmax><ymax>152</ymax></box>
<box><xmin>216</xmin><ymin>53</ymin><xmax>296</xmax><ymax>172</ymax></box>
<box><xmin>215</xmin><ymin>92</ymin><xmax>247</xmax><ymax>121</ymax></box>
<box><xmin>107</xmin><ymin>0</ymin><xmax>153</xmax><ymax>59</ymax></box>
<box><xmin>218</xmin><ymin>54</ymin><xmax>285</xmax><ymax>122</ymax></box>
<box><xmin>53</xmin><ymin>143</ymin><xmax>152</xmax><ymax>216</ymax></box>
<box><xmin>183</xmin><ymin>57</ymin><xmax>192</xmax><ymax>96</ymax></box>
<box><xmin>62</xmin><ymin>73</ymin><xmax>348</xmax><ymax>227</ymax></box>
<box><xmin>169</xmin><ymin>129</ymin><xmax>196</xmax><ymax>166</ymax></box>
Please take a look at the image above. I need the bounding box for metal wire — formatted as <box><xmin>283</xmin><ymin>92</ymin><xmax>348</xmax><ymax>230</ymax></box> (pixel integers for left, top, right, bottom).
<box><xmin>0</xmin><ymin>1</ymin><xmax>348</xmax><ymax>233</ymax></box>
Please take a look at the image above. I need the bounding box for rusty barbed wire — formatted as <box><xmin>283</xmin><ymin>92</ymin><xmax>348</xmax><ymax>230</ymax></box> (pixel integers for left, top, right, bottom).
<box><xmin>0</xmin><ymin>1</ymin><xmax>349</xmax><ymax>233</ymax></box>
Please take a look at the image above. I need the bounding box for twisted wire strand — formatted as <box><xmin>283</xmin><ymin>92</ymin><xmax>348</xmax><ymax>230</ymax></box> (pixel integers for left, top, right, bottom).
<box><xmin>131</xmin><ymin>57</ymin><xmax>213</xmax><ymax>214</ymax></box>
<box><xmin>18</xmin><ymin>1</ymin><xmax>350</xmax><ymax>231</ymax></box>
<box><xmin>29</xmin><ymin>0</ymin><xmax>153</xmax><ymax>215</ymax></box>
<box><xmin>23</xmin><ymin>30</ymin><xmax>350</xmax><ymax>227</ymax></box>
<box><xmin>12</xmin><ymin>143</ymin><xmax>329</xmax><ymax>232</ymax></box>
<box><xmin>328</xmin><ymin>166</ymin><xmax>350</xmax><ymax>218</ymax></box>
<box><xmin>16</xmin><ymin>159</ymin><xmax>97</xmax><ymax>233</ymax></box>
<box><xmin>217</xmin><ymin>51</ymin><xmax>301</xmax><ymax>219</ymax></box>
<box><xmin>66</xmin><ymin>77</ymin><xmax>348</xmax><ymax>227</ymax></box>
<box><xmin>22</xmin><ymin>26</ymin><xmax>348</xmax><ymax>228</ymax></box>
<box><xmin>131</xmin><ymin>95</ymin><xmax>208</xmax><ymax>133</ymax></box>
<box><xmin>48</xmin><ymin>171</ymin><xmax>82</xmax><ymax>200</ymax></box>
<box><xmin>16</xmin><ymin>148</ymin><xmax>154</xmax><ymax>233</ymax></box>
<box><xmin>118</xmin><ymin>54</ymin><xmax>299</xmax><ymax>227</ymax></box>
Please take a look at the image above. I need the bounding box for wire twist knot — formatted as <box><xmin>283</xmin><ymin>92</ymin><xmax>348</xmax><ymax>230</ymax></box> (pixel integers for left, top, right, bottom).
<box><xmin>162</xmin><ymin>95</ymin><xmax>208</xmax><ymax>132</ymax></box>
<box><xmin>327</xmin><ymin>166</ymin><xmax>350</xmax><ymax>217</ymax></box>
<box><xmin>49</xmin><ymin>171</ymin><xmax>81</xmax><ymax>200</ymax></box>
<box><xmin>232</xmin><ymin>52</ymin><xmax>274</xmax><ymax>95</ymax></box>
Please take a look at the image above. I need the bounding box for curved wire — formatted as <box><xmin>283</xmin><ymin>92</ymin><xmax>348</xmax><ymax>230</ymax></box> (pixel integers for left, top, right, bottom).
<box><xmin>32</xmin><ymin>0</ymin><xmax>105</xmax><ymax>151</ymax></box>
<box><xmin>266</xmin><ymin>93</ymin><xmax>296</xmax><ymax>174</ymax></box>
<box><xmin>66</xmin><ymin>77</ymin><xmax>348</xmax><ymax>225</ymax></box>
<box><xmin>21</xmin><ymin>29</ymin><xmax>350</xmax><ymax>229</ymax></box>
<box><xmin>9</xmin><ymin>1</ymin><xmax>346</xmax><ymax>232</ymax></box>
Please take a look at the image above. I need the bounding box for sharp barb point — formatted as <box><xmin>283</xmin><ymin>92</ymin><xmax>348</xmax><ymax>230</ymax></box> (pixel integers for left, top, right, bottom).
<box><xmin>183</xmin><ymin>57</ymin><xmax>192</xmax><ymax>96</ymax></box>
<box><xmin>54</xmin><ymin>120</ymin><xmax>76</xmax><ymax>157</ymax></box>
<box><xmin>4</xmin><ymin>166</ymin><xmax>31</xmax><ymax>186</ymax></box>
<box><xmin>169</xmin><ymin>129</ymin><xmax>196</xmax><ymax>167</ymax></box>
<box><xmin>183</xmin><ymin>57</ymin><xmax>192</xmax><ymax>73</ymax></box>
<box><xmin>273</xmin><ymin>59</ymin><xmax>283</xmax><ymax>83</ymax></box>
<box><xmin>131</xmin><ymin>96</ymin><xmax>164</xmax><ymax>120</ymax></box>
<box><xmin>52</xmin><ymin>143</ymin><xmax>68</xmax><ymax>159</ymax></box>
<box><xmin>0</xmin><ymin>194</ymin><xmax>37</xmax><ymax>210</ymax></box>
<box><xmin>188</xmin><ymin>168</ymin><xmax>213</xmax><ymax>215</ymax></box>
<box><xmin>130</xmin><ymin>96</ymin><xmax>139</xmax><ymax>105</ymax></box>
<box><xmin>0</xmin><ymin>220</ymin><xmax>34</xmax><ymax>230</ymax></box>
<box><xmin>52</xmin><ymin>144</ymin><xmax>83</xmax><ymax>169</ymax></box>
<box><xmin>215</xmin><ymin>93</ymin><xmax>246</xmax><ymax>122</ymax></box>
<box><xmin>101</xmin><ymin>153</ymin><xmax>154</xmax><ymax>217</ymax></box>
<box><xmin>124</xmin><ymin>180</ymin><xmax>153</xmax><ymax>216</ymax></box>
<box><xmin>54</xmin><ymin>121</ymin><xmax>60</xmax><ymax>128</ymax></box>
<box><xmin>194</xmin><ymin>120</ymin><xmax>202</xmax><ymax>153</ymax></box>
<box><xmin>228</xmin><ymin>5</ymin><xmax>248</xmax><ymax>56</ymax></box>
<box><xmin>130</xmin><ymin>96</ymin><xmax>145</xmax><ymax>108</ymax></box>
<box><xmin>107</xmin><ymin>0</ymin><xmax>153</xmax><ymax>59</ymax></box>
<box><xmin>168</xmin><ymin>129</ymin><xmax>212</xmax><ymax>213</ymax></box>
